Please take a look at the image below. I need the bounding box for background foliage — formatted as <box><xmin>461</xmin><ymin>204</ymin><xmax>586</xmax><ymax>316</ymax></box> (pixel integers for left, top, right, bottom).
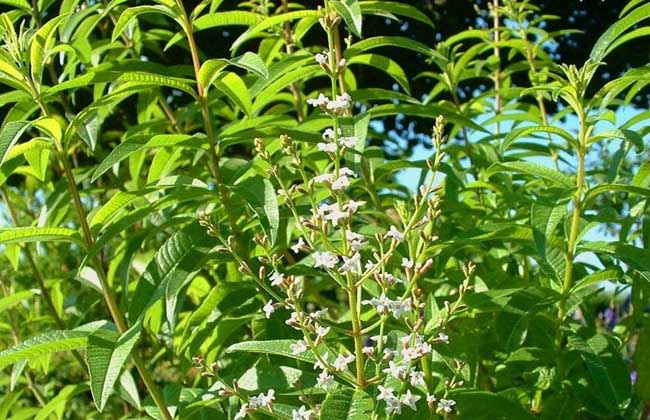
<box><xmin>1</xmin><ymin>0</ymin><xmax>650</xmax><ymax>419</ymax></box>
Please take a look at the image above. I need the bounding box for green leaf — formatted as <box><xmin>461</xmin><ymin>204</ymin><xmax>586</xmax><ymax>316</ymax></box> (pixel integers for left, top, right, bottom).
<box><xmin>320</xmin><ymin>388</ymin><xmax>374</xmax><ymax>420</ymax></box>
<box><xmin>331</xmin><ymin>0</ymin><xmax>363</xmax><ymax>36</ymax></box>
<box><xmin>227</xmin><ymin>340</ymin><xmax>319</xmax><ymax>363</ymax></box>
<box><xmin>635</xmin><ymin>321</ymin><xmax>650</xmax><ymax>400</ymax></box>
<box><xmin>591</xmin><ymin>3</ymin><xmax>650</xmax><ymax>61</ymax></box>
<box><xmin>0</xmin><ymin>226</ymin><xmax>83</xmax><ymax>246</ymax></box>
<box><xmin>30</xmin><ymin>14</ymin><xmax>69</xmax><ymax>85</ymax></box>
<box><xmin>0</xmin><ymin>121</ymin><xmax>30</xmax><ymax>165</ymax></box>
<box><xmin>367</xmin><ymin>103</ymin><xmax>489</xmax><ymax>133</ymax></box>
<box><xmin>233</xmin><ymin>176</ymin><xmax>279</xmax><ymax>245</ymax></box>
<box><xmin>347</xmin><ymin>53</ymin><xmax>410</xmax><ymax>94</ymax></box>
<box><xmin>199</xmin><ymin>52</ymin><xmax>268</xmax><ymax>90</ymax></box>
<box><xmin>0</xmin><ymin>0</ymin><xmax>30</xmax><ymax>12</ymax></box>
<box><xmin>501</xmin><ymin>125</ymin><xmax>579</xmax><ymax>153</ymax></box>
<box><xmin>112</xmin><ymin>5</ymin><xmax>178</xmax><ymax>42</ymax></box>
<box><xmin>485</xmin><ymin>162</ymin><xmax>575</xmax><ymax>188</ymax></box>
<box><xmin>345</xmin><ymin>36</ymin><xmax>433</xmax><ymax>58</ymax></box>
<box><xmin>86</xmin><ymin>325</ymin><xmax>141</xmax><ymax>411</ymax></box>
<box><xmin>34</xmin><ymin>384</ymin><xmax>88</xmax><ymax>420</ymax></box>
<box><xmin>449</xmin><ymin>390</ymin><xmax>537</xmax><ymax>420</ymax></box>
<box><xmin>359</xmin><ymin>1</ymin><xmax>434</xmax><ymax>28</ymax></box>
<box><xmin>578</xmin><ymin>242</ymin><xmax>650</xmax><ymax>281</ymax></box>
<box><xmin>568</xmin><ymin>331</ymin><xmax>631</xmax><ymax>412</ymax></box>
<box><xmin>166</xmin><ymin>11</ymin><xmax>260</xmax><ymax>49</ymax></box>
<box><xmin>231</xmin><ymin>10</ymin><xmax>321</xmax><ymax>52</ymax></box>
<box><xmin>128</xmin><ymin>224</ymin><xmax>214</xmax><ymax>329</ymax></box>
<box><xmin>0</xmin><ymin>290</ymin><xmax>36</xmax><ymax>313</ymax></box>
<box><xmin>584</xmin><ymin>183</ymin><xmax>650</xmax><ymax>205</ymax></box>
<box><xmin>212</xmin><ymin>72</ymin><xmax>252</xmax><ymax>116</ymax></box>
<box><xmin>92</xmin><ymin>133</ymin><xmax>205</xmax><ymax>182</ymax></box>
<box><xmin>531</xmin><ymin>198</ymin><xmax>568</xmax><ymax>281</ymax></box>
<box><xmin>571</xmin><ymin>267</ymin><xmax>624</xmax><ymax>294</ymax></box>
<box><xmin>0</xmin><ymin>330</ymin><xmax>90</xmax><ymax>371</ymax></box>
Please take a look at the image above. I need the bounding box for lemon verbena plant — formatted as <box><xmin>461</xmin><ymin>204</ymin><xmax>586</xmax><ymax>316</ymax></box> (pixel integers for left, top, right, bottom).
<box><xmin>1</xmin><ymin>1</ymin><xmax>650</xmax><ymax>420</ymax></box>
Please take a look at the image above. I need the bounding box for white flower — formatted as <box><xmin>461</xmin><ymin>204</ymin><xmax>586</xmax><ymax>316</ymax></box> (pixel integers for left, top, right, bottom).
<box><xmin>290</xmin><ymin>340</ymin><xmax>308</xmax><ymax>355</ymax></box>
<box><xmin>249</xmin><ymin>389</ymin><xmax>275</xmax><ymax>409</ymax></box>
<box><xmin>383</xmin><ymin>361</ymin><xmax>407</xmax><ymax>380</ymax></box>
<box><xmin>324</xmin><ymin>207</ymin><xmax>347</xmax><ymax>225</ymax></box>
<box><xmin>438</xmin><ymin>332</ymin><xmax>449</xmax><ymax>344</ymax></box>
<box><xmin>291</xmin><ymin>237</ymin><xmax>306</xmax><ymax>253</ymax></box>
<box><xmin>317</xmin><ymin>370</ymin><xmax>335</xmax><ymax>390</ymax></box>
<box><xmin>269</xmin><ymin>271</ymin><xmax>284</xmax><ymax>286</ymax></box>
<box><xmin>426</xmin><ymin>394</ymin><xmax>437</xmax><ymax>408</ymax></box>
<box><xmin>313</xmin><ymin>173</ymin><xmax>335</xmax><ymax>184</ymax></box>
<box><xmin>371</xmin><ymin>335</ymin><xmax>388</xmax><ymax>345</ymax></box>
<box><xmin>346</xmin><ymin>200</ymin><xmax>365</xmax><ymax>213</ymax></box>
<box><xmin>332</xmin><ymin>353</ymin><xmax>355</xmax><ymax>371</ymax></box>
<box><xmin>313</xmin><ymin>251</ymin><xmax>338</xmax><ymax>269</ymax></box>
<box><xmin>383</xmin><ymin>348</ymin><xmax>395</xmax><ymax>360</ymax></box>
<box><xmin>338</xmin><ymin>167</ymin><xmax>355</xmax><ymax>177</ymax></box>
<box><xmin>438</xmin><ymin>399</ymin><xmax>456</xmax><ymax>413</ymax></box>
<box><xmin>401</xmin><ymin>390</ymin><xmax>420</xmax><ymax>411</ymax></box>
<box><xmin>263</xmin><ymin>300</ymin><xmax>275</xmax><ymax>319</ymax></box>
<box><xmin>385</xmin><ymin>398</ymin><xmax>402</xmax><ymax>415</ymax></box>
<box><xmin>339</xmin><ymin>252</ymin><xmax>361</xmax><ymax>274</ymax></box>
<box><xmin>326</xmin><ymin>93</ymin><xmax>351</xmax><ymax>111</ymax></box>
<box><xmin>311</xmin><ymin>308</ymin><xmax>329</xmax><ymax>320</ymax></box>
<box><xmin>346</xmin><ymin>230</ymin><xmax>366</xmax><ymax>251</ymax></box>
<box><xmin>338</xmin><ymin>136</ymin><xmax>358</xmax><ymax>148</ymax></box>
<box><xmin>362</xmin><ymin>346</ymin><xmax>374</xmax><ymax>357</ymax></box>
<box><xmin>389</xmin><ymin>297</ymin><xmax>412</xmax><ymax>318</ymax></box>
<box><xmin>315</xmin><ymin>50</ymin><xmax>328</xmax><ymax>65</ymax></box>
<box><xmin>285</xmin><ymin>311</ymin><xmax>300</xmax><ymax>329</ymax></box>
<box><xmin>402</xmin><ymin>258</ymin><xmax>414</xmax><ymax>269</ymax></box>
<box><xmin>377</xmin><ymin>385</ymin><xmax>395</xmax><ymax>401</ymax></box>
<box><xmin>313</xmin><ymin>352</ymin><xmax>329</xmax><ymax>370</ymax></box>
<box><xmin>307</xmin><ymin>93</ymin><xmax>329</xmax><ymax>107</ymax></box>
<box><xmin>338</xmin><ymin>58</ymin><xmax>346</xmax><ymax>67</ymax></box>
<box><xmin>401</xmin><ymin>347</ymin><xmax>421</xmax><ymax>362</ymax></box>
<box><xmin>315</xmin><ymin>324</ymin><xmax>331</xmax><ymax>338</ymax></box>
<box><xmin>292</xmin><ymin>405</ymin><xmax>313</xmax><ymax>420</ymax></box>
<box><xmin>318</xmin><ymin>142</ymin><xmax>337</xmax><ymax>153</ymax></box>
<box><xmin>362</xmin><ymin>293</ymin><xmax>392</xmax><ymax>315</ymax></box>
<box><xmin>410</xmin><ymin>370</ymin><xmax>426</xmax><ymax>387</ymax></box>
<box><xmin>331</xmin><ymin>175</ymin><xmax>350</xmax><ymax>191</ymax></box>
<box><xmin>234</xmin><ymin>404</ymin><xmax>249</xmax><ymax>420</ymax></box>
<box><xmin>322</xmin><ymin>128</ymin><xmax>338</xmax><ymax>139</ymax></box>
<box><xmin>387</xmin><ymin>225</ymin><xmax>405</xmax><ymax>242</ymax></box>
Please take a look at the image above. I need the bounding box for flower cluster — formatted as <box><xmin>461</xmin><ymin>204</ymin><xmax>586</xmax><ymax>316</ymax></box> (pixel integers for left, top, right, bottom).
<box><xmin>207</xmin><ymin>10</ymin><xmax>472</xmax><ymax>420</ymax></box>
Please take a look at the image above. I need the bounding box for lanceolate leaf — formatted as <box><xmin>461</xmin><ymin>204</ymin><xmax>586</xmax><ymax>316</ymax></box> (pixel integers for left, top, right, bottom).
<box><xmin>86</xmin><ymin>325</ymin><xmax>141</xmax><ymax>411</ymax></box>
<box><xmin>591</xmin><ymin>3</ymin><xmax>650</xmax><ymax>61</ymax></box>
<box><xmin>227</xmin><ymin>340</ymin><xmax>320</xmax><ymax>363</ymax></box>
<box><xmin>92</xmin><ymin>133</ymin><xmax>205</xmax><ymax>182</ymax></box>
<box><xmin>128</xmin><ymin>223</ymin><xmax>215</xmax><ymax>329</ymax></box>
<box><xmin>233</xmin><ymin>176</ymin><xmax>279</xmax><ymax>245</ymax></box>
<box><xmin>320</xmin><ymin>389</ymin><xmax>374</xmax><ymax>420</ymax></box>
<box><xmin>0</xmin><ymin>226</ymin><xmax>83</xmax><ymax>246</ymax></box>
<box><xmin>0</xmin><ymin>330</ymin><xmax>90</xmax><ymax>371</ymax></box>
<box><xmin>0</xmin><ymin>120</ymin><xmax>30</xmax><ymax>165</ymax></box>
<box><xmin>0</xmin><ymin>290</ymin><xmax>37</xmax><ymax>313</ymax></box>
<box><xmin>331</xmin><ymin>0</ymin><xmax>363</xmax><ymax>37</ymax></box>
<box><xmin>112</xmin><ymin>5</ymin><xmax>180</xmax><ymax>42</ymax></box>
<box><xmin>485</xmin><ymin>162</ymin><xmax>575</xmax><ymax>188</ymax></box>
<box><xmin>568</xmin><ymin>331</ymin><xmax>632</xmax><ymax>412</ymax></box>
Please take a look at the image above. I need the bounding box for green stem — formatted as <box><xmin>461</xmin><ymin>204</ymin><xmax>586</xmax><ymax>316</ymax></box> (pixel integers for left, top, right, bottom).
<box><xmin>555</xmin><ymin>109</ymin><xmax>587</xmax><ymax>375</ymax></box>
<box><xmin>1</xmin><ymin>187</ymin><xmax>87</xmax><ymax>369</ymax></box>
<box><xmin>57</xmin><ymin>149</ymin><xmax>173</xmax><ymax>420</ymax></box>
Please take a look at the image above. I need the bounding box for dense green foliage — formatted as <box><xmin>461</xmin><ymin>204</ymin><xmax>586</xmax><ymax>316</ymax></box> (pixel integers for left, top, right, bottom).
<box><xmin>1</xmin><ymin>0</ymin><xmax>650</xmax><ymax>419</ymax></box>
